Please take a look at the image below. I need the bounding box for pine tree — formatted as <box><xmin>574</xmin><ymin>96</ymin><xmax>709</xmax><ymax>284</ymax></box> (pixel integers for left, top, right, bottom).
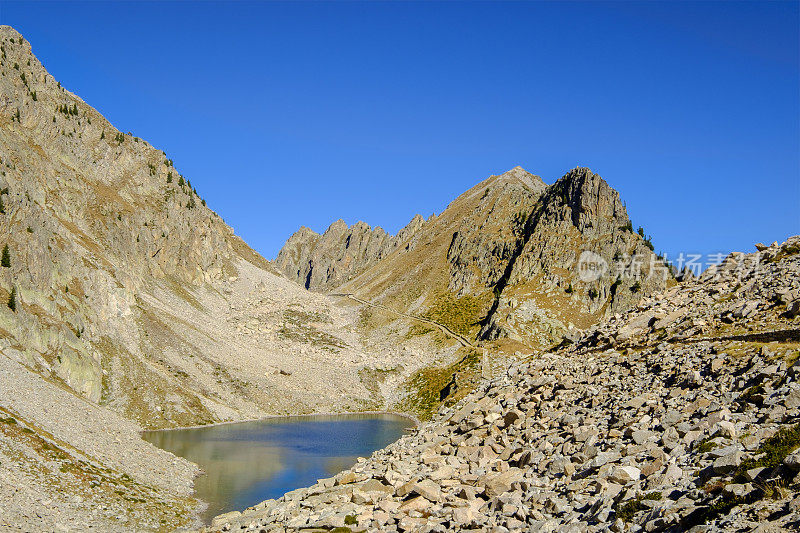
<box><xmin>0</xmin><ymin>196</ymin><xmax>4</xmax><ymax>215</ymax></box>
<box><xmin>7</xmin><ymin>287</ymin><xmax>16</xmax><ymax>312</ymax></box>
<box><xmin>1</xmin><ymin>245</ymin><xmax>9</xmax><ymax>268</ymax></box>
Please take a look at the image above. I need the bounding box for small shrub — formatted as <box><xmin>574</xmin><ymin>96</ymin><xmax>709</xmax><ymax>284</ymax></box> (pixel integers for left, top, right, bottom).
<box><xmin>757</xmin><ymin>479</ymin><xmax>789</xmax><ymax>500</ymax></box>
<box><xmin>565</xmin><ymin>283</ymin><xmax>573</xmax><ymax>294</ymax></box>
<box><xmin>695</xmin><ymin>436</ymin><xmax>718</xmax><ymax>453</ymax></box>
<box><xmin>1</xmin><ymin>244</ymin><xmax>10</xmax><ymax>267</ymax></box>
<box><xmin>616</xmin><ymin>492</ymin><xmax>662</xmax><ymax>522</ymax></box>
<box><xmin>733</xmin><ymin>422</ymin><xmax>800</xmax><ymax>482</ymax></box>
<box><xmin>738</xmin><ymin>384</ymin><xmax>765</xmax><ymax>406</ymax></box>
<box><xmin>588</xmin><ymin>287</ymin><xmax>598</xmax><ymax>299</ymax></box>
<box><xmin>7</xmin><ymin>286</ymin><xmax>16</xmax><ymax>312</ymax></box>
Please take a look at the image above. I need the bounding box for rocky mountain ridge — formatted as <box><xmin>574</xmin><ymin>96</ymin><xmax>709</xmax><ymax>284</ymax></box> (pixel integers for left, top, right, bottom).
<box><xmin>279</xmin><ymin>165</ymin><xmax>670</xmax><ymax>352</ymax></box>
<box><xmin>275</xmin><ymin>214</ymin><xmax>425</xmax><ymax>290</ymax></box>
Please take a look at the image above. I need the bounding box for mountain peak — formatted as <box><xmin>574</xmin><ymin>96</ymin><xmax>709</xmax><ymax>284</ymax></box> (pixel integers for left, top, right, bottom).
<box><xmin>546</xmin><ymin>167</ymin><xmax>629</xmax><ymax>231</ymax></box>
<box><xmin>496</xmin><ymin>166</ymin><xmax>546</xmax><ymax>192</ymax></box>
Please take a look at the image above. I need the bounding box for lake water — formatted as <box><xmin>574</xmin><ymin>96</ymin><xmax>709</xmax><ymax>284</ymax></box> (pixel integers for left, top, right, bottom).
<box><xmin>142</xmin><ymin>413</ymin><xmax>414</xmax><ymax>522</ymax></box>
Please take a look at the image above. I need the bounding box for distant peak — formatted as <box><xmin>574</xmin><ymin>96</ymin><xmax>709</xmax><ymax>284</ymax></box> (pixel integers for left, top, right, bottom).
<box><xmin>325</xmin><ymin>219</ymin><xmax>349</xmax><ymax>234</ymax></box>
<box><xmin>499</xmin><ymin>166</ymin><xmax>529</xmax><ymax>178</ymax></box>
<box><xmin>295</xmin><ymin>226</ymin><xmax>319</xmax><ymax>236</ymax></box>
<box><xmin>495</xmin><ymin>166</ymin><xmax>546</xmax><ymax>192</ymax></box>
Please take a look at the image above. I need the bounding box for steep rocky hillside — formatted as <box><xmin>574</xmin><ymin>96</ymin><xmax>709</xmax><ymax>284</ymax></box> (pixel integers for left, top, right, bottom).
<box><xmin>0</xmin><ymin>25</ymin><xmax>394</xmax><ymax>428</ymax></box>
<box><xmin>275</xmin><ymin>215</ymin><xmax>425</xmax><ymax>290</ymax></box>
<box><xmin>207</xmin><ymin>236</ymin><xmax>800</xmax><ymax>533</ymax></box>
<box><xmin>0</xmin><ymin>26</ymin><xmax>440</xmax><ymax>530</ymax></box>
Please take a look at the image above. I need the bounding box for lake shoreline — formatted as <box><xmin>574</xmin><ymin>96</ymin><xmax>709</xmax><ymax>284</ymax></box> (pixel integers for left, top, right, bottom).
<box><xmin>140</xmin><ymin>410</ymin><xmax>420</xmax><ymax>434</ymax></box>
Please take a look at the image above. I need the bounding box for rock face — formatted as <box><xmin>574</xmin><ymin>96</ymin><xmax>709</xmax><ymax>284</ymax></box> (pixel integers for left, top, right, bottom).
<box><xmin>206</xmin><ymin>236</ymin><xmax>800</xmax><ymax>533</ymax></box>
<box><xmin>0</xmin><ymin>25</ymin><xmax>408</xmax><ymax>430</ymax></box>
<box><xmin>275</xmin><ymin>215</ymin><xmax>424</xmax><ymax>290</ymax></box>
<box><xmin>0</xmin><ymin>26</ymin><xmax>445</xmax><ymax>531</ymax></box>
<box><xmin>0</xmin><ymin>25</ymin><xmax>267</xmax><ymax>407</ymax></box>
<box><xmin>280</xmin><ymin>165</ymin><xmax>670</xmax><ymax>350</ymax></box>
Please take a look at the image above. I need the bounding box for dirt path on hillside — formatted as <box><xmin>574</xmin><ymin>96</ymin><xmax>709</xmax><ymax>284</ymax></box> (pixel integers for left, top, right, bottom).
<box><xmin>331</xmin><ymin>293</ymin><xmax>476</xmax><ymax>348</ymax></box>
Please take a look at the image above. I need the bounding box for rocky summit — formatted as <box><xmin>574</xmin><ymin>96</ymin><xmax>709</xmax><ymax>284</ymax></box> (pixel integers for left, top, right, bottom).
<box><xmin>206</xmin><ymin>237</ymin><xmax>800</xmax><ymax>532</ymax></box>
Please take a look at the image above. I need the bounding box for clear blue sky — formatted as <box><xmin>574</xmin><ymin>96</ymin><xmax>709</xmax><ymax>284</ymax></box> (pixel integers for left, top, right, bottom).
<box><xmin>2</xmin><ymin>1</ymin><xmax>798</xmax><ymax>262</ymax></box>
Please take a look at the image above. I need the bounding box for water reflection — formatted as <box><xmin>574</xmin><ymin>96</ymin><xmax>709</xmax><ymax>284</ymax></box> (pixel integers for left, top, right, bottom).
<box><xmin>142</xmin><ymin>413</ymin><xmax>413</xmax><ymax>522</ymax></box>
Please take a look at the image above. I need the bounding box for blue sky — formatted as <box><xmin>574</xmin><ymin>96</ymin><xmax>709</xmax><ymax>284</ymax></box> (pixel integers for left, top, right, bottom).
<box><xmin>2</xmin><ymin>1</ymin><xmax>798</xmax><ymax>262</ymax></box>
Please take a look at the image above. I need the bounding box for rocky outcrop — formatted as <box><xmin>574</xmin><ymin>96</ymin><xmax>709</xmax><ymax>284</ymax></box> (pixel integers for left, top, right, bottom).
<box><xmin>479</xmin><ymin>167</ymin><xmax>668</xmax><ymax>342</ymax></box>
<box><xmin>206</xmin><ymin>236</ymin><xmax>800</xmax><ymax>533</ymax></box>
<box><xmin>0</xmin><ymin>25</ymin><xmax>277</xmax><ymax>406</ymax></box>
<box><xmin>275</xmin><ymin>215</ymin><xmax>424</xmax><ymax>290</ymax></box>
